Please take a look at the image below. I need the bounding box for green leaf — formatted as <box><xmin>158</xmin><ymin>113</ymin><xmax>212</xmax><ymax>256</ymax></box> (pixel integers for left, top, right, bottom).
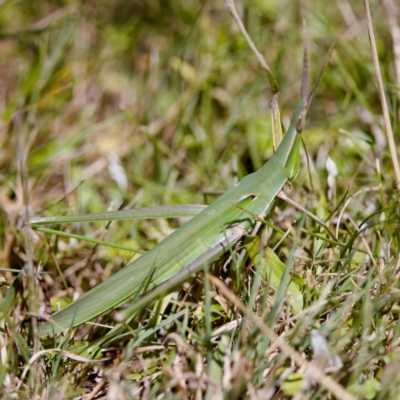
<box><xmin>245</xmin><ymin>236</ymin><xmax>303</xmax><ymax>314</ymax></box>
<box><xmin>348</xmin><ymin>379</ymin><xmax>381</xmax><ymax>400</ymax></box>
<box><xmin>280</xmin><ymin>371</ymin><xmax>304</xmax><ymax>396</ymax></box>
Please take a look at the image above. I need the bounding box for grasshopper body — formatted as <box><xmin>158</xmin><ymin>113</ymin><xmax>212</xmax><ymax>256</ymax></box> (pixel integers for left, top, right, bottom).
<box><xmin>38</xmin><ymin>101</ymin><xmax>305</xmax><ymax>337</ymax></box>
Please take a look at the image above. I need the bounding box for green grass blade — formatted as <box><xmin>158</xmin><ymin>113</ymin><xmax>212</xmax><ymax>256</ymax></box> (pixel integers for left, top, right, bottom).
<box><xmin>245</xmin><ymin>236</ymin><xmax>304</xmax><ymax>314</ymax></box>
<box><xmin>34</xmin><ymin>227</ymin><xmax>145</xmax><ymax>254</ymax></box>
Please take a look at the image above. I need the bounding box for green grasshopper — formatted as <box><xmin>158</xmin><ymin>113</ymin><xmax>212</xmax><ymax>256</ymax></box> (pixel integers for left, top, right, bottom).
<box><xmin>37</xmin><ymin>100</ymin><xmax>306</xmax><ymax>337</ymax></box>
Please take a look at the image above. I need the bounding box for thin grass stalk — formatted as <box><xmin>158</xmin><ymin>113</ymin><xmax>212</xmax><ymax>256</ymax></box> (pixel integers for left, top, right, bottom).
<box><xmin>15</xmin><ymin>109</ymin><xmax>41</xmax><ymax>390</ymax></box>
<box><xmin>364</xmin><ymin>0</ymin><xmax>400</xmax><ymax>187</ymax></box>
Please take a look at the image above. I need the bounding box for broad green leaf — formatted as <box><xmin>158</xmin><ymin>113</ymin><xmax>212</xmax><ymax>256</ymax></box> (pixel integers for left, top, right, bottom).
<box><xmin>348</xmin><ymin>379</ymin><xmax>381</xmax><ymax>400</ymax></box>
<box><xmin>245</xmin><ymin>236</ymin><xmax>303</xmax><ymax>314</ymax></box>
<box><xmin>280</xmin><ymin>371</ymin><xmax>304</xmax><ymax>396</ymax></box>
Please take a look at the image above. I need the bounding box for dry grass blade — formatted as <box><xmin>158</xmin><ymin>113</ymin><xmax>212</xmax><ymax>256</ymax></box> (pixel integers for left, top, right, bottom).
<box><xmin>225</xmin><ymin>0</ymin><xmax>279</xmax><ymax>94</ymax></box>
<box><xmin>225</xmin><ymin>0</ymin><xmax>282</xmax><ymax>153</ymax></box>
<box><xmin>18</xmin><ymin>349</ymin><xmax>110</xmax><ymax>389</ymax></box>
<box><xmin>364</xmin><ymin>0</ymin><xmax>400</xmax><ymax>186</ymax></box>
<box><xmin>209</xmin><ymin>275</ymin><xmax>356</xmax><ymax>400</ymax></box>
<box><xmin>14</xmin><ymin>109</ymin><xmax>41</xmax><ymax>387</ymax></box>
